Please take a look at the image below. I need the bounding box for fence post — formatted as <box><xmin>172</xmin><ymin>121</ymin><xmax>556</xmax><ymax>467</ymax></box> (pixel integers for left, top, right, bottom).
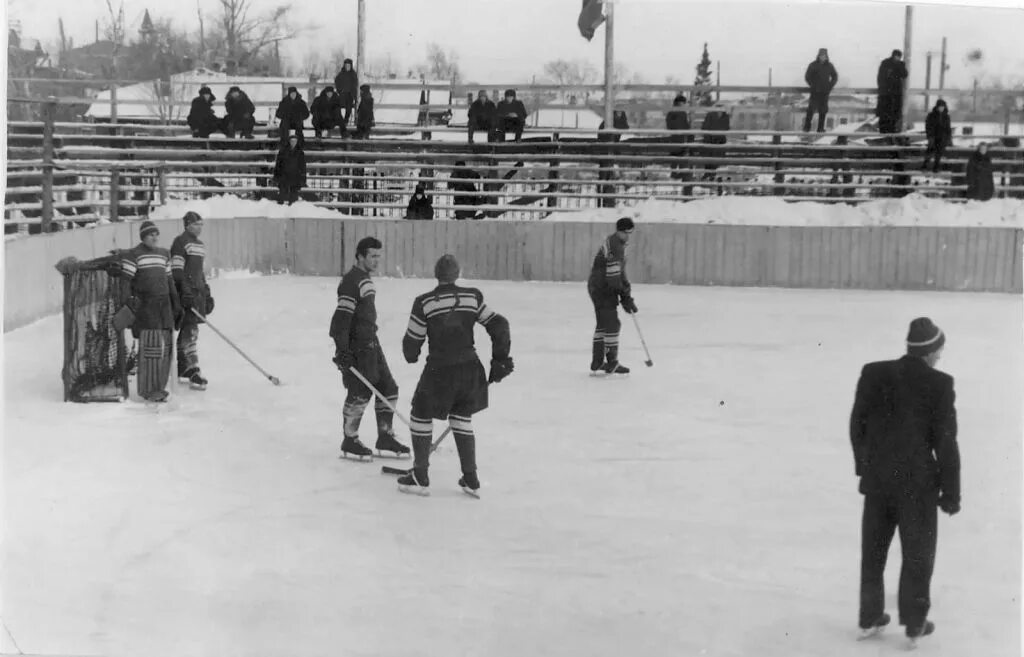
<box><xmin>110</xmin><ymin>84</ymin><xmax>118</xmax><ymax>125</ymax></box>
<box><xmin>41</xmin><ymin>98</ymin><xmax>57</xmax><ymax>232</ymax></box>
<box><xmin>547</xmin><ymin>154</ymin><xmax>560</xmax><ymax>209</ymax></box>
<box><xmin>157</xmin><ymin>166</ymin><xmax>167</xmax><ymax>204</ymax></box>
<box><xmin>110</xmin><ymin>167</ymin><xmax>120</xmax><ymax>221</ymax></box>
<box><xmin>772</xmin><ymin>133</ymin><xmax>784</xmax><ymax>196</ymax></box>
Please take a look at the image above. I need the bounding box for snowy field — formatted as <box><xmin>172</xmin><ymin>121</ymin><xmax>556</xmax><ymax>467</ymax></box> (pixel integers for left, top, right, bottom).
<box><xmin>2</xmin><ymin>275</ymin><xmax>1021</xmax><ymax>657</ymax></box>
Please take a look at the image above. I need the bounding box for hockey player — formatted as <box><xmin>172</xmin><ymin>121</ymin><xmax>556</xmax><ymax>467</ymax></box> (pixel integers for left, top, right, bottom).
<box><xmin>171</xmin><ymin>211</ymin><xmax>214</xmax><ymax>390</ymax></box>
<box><xmin>849</xmin><ymin>317</ymin><xmax>960</xmax><ymax>646</ymax></box>
<box><xmin>329</xmin><ymin>236</ymin><xmax>410</xmax><ymax>459</ymax></box>
<box><xmin>587</xmin><ymin>217</ymin><xmax>638</xmax><ymax>375</ymax></box>
<box><xmin>119</xmin><ymin>221</ymin><xmax>182</xmax><ymax>402</ymax></box>
<box><xmin>396</xmin><ymin>254</ymin><xmax>513</xmax><ymax>497</ymax></box>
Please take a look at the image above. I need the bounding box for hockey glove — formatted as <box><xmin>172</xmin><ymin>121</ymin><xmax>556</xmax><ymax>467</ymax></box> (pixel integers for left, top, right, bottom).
<box><xmin>181</xmin><ymin>294</ymin><xmax>195</xmax><ymax>310</ymax></box>
<box><xmin>488</xmin><ymin>357</ymin><xmax>515</xmax><ymax>384</ymax></box>
<box><xmin>938</xmin><ymin>495</ymin><xmax>960</xmax><ymax>516</ymax></box>
<box><xmin>334</xmin><ymin>350</ymin><xmax>355</xmax><ymax>371</ymax></box>
<box><xmin>205</xmin><ymin>295</ymin><xmax>215</xmax><ymax>315</ymax></box>
<box><xmin>621</xmin><ymin>295</ymin><xmax>638</xmax><ymax>314</ymax></box>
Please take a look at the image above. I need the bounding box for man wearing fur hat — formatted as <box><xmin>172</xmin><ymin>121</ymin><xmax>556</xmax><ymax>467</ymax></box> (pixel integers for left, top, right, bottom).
<box><xmin>118</xmin><ymin>221</ymin><xmax>182</xmax><ymax>402</ymax></box>
<box><xmin>396</xmin><ymin>254</ymin><xmax>513</xmax><ymax>497</ymax></box>
<box><xmin>876</xmin><ymin>49</ymin><xmax>908</xmax><ymax>134</ymax></box>
<box><xmin>333</xmin><ymin>58</ymin><xmax>359</xmax><ymax>135</ymax></box>
<box><xmin>587</xmin><ymin>217</ymin><xmax>638</xmax><ymax>375</ymax></box>
<box><xmin>804</xmin><ymin>48</ymin><xmax>838</xmax><ymax>133</ymax></box>
<box><xmin>849</xmin><ymin>317</ymin><xmax>960</xmax><ymax>646</ymax></box>
<box><xmin>187</xmin><ymin>86</ymin><xmax>220</xmax><ymax>138</ymax></box>
<box><xmin>275</xmin><ymin>86</ymin><xmax>310</xmax><ymax>145</ymax></box>
<box><xmin>171</xmin><ymin>211</ymin><xmax>214</xmax><ymax>390</ymax></box>
<box><xmin>224</xmin><ymin>86</ymin><xmax>256</xmax><ymax>139</ymax></box>
<box><xmin>311</xmin><ymin>86</ymin><xmax>343</xmax><ymax>139</ymax></box>
<box><xmin>493</xmin><ymin>89</ymin><xmax>528</xmax><ymax>142</ymax></box>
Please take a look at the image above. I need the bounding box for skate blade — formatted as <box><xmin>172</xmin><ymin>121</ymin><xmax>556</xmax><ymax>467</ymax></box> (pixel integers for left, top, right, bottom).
<box><xmin>189</xmin><ymin>383</ymin><xmax>207</xmax><ymax>391</ymax></box>
<box><xmin>375</xmin><ymin>449</ymin><xmax>411</xmax><ymax>459</ymax></box>
<box><xmin>857</xmin><ymin>626</ymin><xmax>885</xmax><ymax>641</ymax></box>
<box><xmin>340</xmin><ymin>452</ymin><xmax>374</xmax><ymax>462</ymax></box>
<box><xmin>461</xmin><ymin>486</ymin><xmax>481</xmax><ymax>499</ymax></box>
<box><xmin>398</xmin><ymin>483</ymin><xmax>430</xmax><ymax>497</ymax></box>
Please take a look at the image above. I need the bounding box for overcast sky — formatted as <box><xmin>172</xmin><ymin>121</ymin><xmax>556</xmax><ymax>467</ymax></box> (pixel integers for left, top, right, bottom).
<box><xmin>8</xmin><ymin>0</ymin><xmax>1024</xmax><ymax>90</ymax></box>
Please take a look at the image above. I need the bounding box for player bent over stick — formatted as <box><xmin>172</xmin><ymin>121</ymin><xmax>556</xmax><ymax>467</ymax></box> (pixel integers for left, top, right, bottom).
<box><xmin>329</xmin><ymin>236</ymin><xmax>410</xmax><ymax>459</ymax></box>
<box><xmin>397</xmin><ymin>255</ymin><xmax>513</xmax><ymax>497</ymax></box>
<box><xmin>588</xmin><ymin>217</ymin><xmax>639</xmax><ymax>375</ymax></box>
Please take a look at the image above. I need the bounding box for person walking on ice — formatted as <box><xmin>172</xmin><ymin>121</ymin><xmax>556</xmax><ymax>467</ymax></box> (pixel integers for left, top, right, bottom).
<box><xmin>849</xmin><ymin>317</ymin><xmax>960</xmax><ymax>647</ymax></box>
<box><xmin>396</xmin><ymin>255</ymin><xmax>513</xmax><ymax>498</ymax></box>
<box><xmin>329</xmin><ymin>236</ymin><xmax>410</xmax><ymax>459</ymax></box>
<box><xmin>588</xmin><ymin>217</ymin><xmax>638</xmax><ymax>375</ymax></box>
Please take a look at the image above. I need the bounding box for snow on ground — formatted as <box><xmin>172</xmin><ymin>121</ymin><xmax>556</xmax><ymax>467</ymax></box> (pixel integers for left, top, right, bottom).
<box><xmin>3</xmin><ymin>276</ymin><xmax>1021</xmax><ymax>657</ymax></box>
<box><xmin>146</xmin><ymin>193</ymin><xmax>1024</xmax><ymax>228</ymax></box>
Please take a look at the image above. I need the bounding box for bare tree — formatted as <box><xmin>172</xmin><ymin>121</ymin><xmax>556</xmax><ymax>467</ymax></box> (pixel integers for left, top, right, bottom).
<box><xmin>416</xmin><ymin>43</ymin><xmax>461</xmax><ymax>83</ymax></box>
<box><xmin>543</xmin><ymin>59</ymin><xmax>599</xmax><ymax>100</ymax></box>
<box><xmin>213</xmin><ymin>0</ymin><xmax>297</xmax><ymax>70</ymax></box>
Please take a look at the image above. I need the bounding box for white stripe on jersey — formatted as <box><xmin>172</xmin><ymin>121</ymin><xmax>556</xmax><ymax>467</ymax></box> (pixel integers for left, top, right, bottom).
<box><xmin>422</xmin><ymin>292</ymin><xmax>480</xmax><ymax>318</ymax></box>
<box><xmin>184</xmin><ymin>242</ymin><xmax>205</xmax><ymax>257</ymax></box>
<box><xmin>358</xmin><ymin>278</ymin><xmax>376</xmax><ymax>298</ymax></box>
<box><xmin>336</xmin><ymin>296</ymin><xmax>357</xmax><ymax>312</ymax></box>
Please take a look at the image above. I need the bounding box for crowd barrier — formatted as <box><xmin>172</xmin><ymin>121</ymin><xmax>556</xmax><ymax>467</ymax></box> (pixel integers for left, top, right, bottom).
<box><xmin>5</xmin><ymin>217</ymin><xmax>1022</xmax><ymax>331</ymax></box>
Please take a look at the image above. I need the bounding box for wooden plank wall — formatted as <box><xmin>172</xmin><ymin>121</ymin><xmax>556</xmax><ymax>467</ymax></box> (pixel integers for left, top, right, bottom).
<box><xmin>5</xmin><ymin>218</ymin><xmax>1022</xmax><ymax>332</ymax></box>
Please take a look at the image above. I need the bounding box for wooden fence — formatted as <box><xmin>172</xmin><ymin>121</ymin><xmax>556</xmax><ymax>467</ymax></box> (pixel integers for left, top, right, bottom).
<box><xmin>5</xmin><ymin>218</ymin><xmax>1021</xmax><ymax>332</ymax></box>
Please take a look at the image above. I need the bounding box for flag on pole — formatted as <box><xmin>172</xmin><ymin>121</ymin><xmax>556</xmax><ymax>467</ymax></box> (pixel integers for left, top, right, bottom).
<box><xmin>578</xmin><ymin>0</ymin><xmax>605</xmax><ymax>41</ymax></box>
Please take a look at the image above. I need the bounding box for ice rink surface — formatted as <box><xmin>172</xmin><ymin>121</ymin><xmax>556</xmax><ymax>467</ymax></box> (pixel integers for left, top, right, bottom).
<box><xmin>3</xmin><ymin>275</ymin><xmax>1021</xmax><ymax>657</ymax></box>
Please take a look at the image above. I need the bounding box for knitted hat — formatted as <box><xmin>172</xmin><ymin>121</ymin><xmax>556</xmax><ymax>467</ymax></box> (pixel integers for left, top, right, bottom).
<box><xmin>287</xmin><ymin>86</ymin><xmax>298</xmax><ymax>94</ymax></box>
<box><xmin>139</xmin><ymin>220</ymin><xmax>159</xmax><ymax>239</ymax></box>
<box><xmin>817</xmin><ymin>48</ymin><xmax>828</xmax><ymax>57</ymax></box>
<box><xmin>892</xmin><ymin>49</ymin><xmax>903</xmax><ymax>58</ymax></box>
<box><xmin>183</xmin><ymin>211</ymin><xmax>203</xmax><ymax>227</ymax></box>
<box><xmin>434</xmin><ymin>254</ymin><xmax>460</xmax><ymax>283</ymax></box>
<box><xmin>616</xmin><ymin>217</ymin><xmax>635</xmax><ymax>232</ymax></box>
<box><xmin>906</xmin><ymin>317</ymin><xmax>945</xmax><ymax>357</ymax></box>
<box><xmin>673</xmin><ymin>93</ymin><xmax>687</xmax><ymax>106</ymax></box>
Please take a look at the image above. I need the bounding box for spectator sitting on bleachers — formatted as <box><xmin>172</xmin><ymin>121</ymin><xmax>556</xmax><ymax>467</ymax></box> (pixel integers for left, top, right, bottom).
<box><xmin>494</xmin><ymin>89</ymin><xmax>528</xmax><ymax>142</ymax></box>
<box><xmin>701</xmin><ymin>102</ymin><xmax>731</xmax><ymax>191</ymax></box>
<box><xmin>187</xmin><ymin>86</ymin><xmax>220</xmax><ymax>138</ymax></box>
<box><xmin>275</xmin><ymin>87</ymin><xmax>310</xmax><ymax>145</ymax></box>
<box><xmin>666</xmin><ymin>94</ymin><xmax>692</xmax><ymax>142</ymax></box>
<box><xmin>405</xmin><ymin>184</ymin><xmax>434</xmax><ymax>220</ymax></box>
<box><xmin>922</xmin><ymin>99</ymin><xmax>951</xmax><ymax>173</ymax></box>
<box><xmin>598</xmin><ymin>110</ymin><xmax>629</xmax><ymax>142</ymax></box>
<box><xmin>468</xmin><ymin>90</ymin><xmax>497</xmax><ymax>144</ymax></box>
<box><xmin>966</xmin><ymin>142</ymin><xmax>994</xmax><ymax>201</ymax></box>
<box><xmin>449</xmin><ymin>161</ymin><xmax>482</xmax><ymax>219</ymax></box>
<box><xmin>223</xmin><ymin>86</ymin><xmax>256</xmax><ymax>139</ymax></box>
<box><xmin>311</xmin><ymin>86</ymin><xmax>343</xmax><ymax>139</ymax></box>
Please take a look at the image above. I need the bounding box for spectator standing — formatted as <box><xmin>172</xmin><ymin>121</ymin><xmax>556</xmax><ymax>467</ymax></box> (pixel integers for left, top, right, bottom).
<box><xmin>598</xmin><ymin>110</ymin><xmax>630</xmax><ymax>142</ymax></box>
<box><xmin>666</xmin><ymin>94</ymin><xmax>694</xmax><ymax>197</ymax></box>
<box><xmin>876</xmin><ymin>49</ymin><xmax>908</xmax><ymax>134</ymax></box>
<box><xmin>353</xmin><ymin>84</ymin><xmax>375</xmax><ymax>139</ymax></box>
<box><xmin>804</xmin><ymin>48</ymin><xmax>838</xmax><ymax>133</ymax></box>
<box><xmin>273</xmin><ymin>132</ymin><xmax>307</xmax><ymax>205</ymax></box>
<box><xmin>223</xmin><ymin>86</ymin><xmax>256</xmax><ymax>139</ymax></box>
<box><xmin>311</xmin><ymin>86</ymin><xmax>343</xmax><ymax>139</ymax></box>
<box><xmin>468</xmin><ymin>90</ymin><xmax>497</xmax><ymax>144</ymax></box>
<box><xmin>334</xmin><ymin>58</ymin><xmax>359</xmax><ymax>135</ymax></box>
<box><xmin>405</xmin><ymin>184</ymin><xmax>434</xmax><ymax>220</ymax></box>
<box><xmin>701</xmin><ymin>103</ymin><xmax>731</xmax><ymax>193</ymax></box>
<box><xmin>922</xmin><ymin>99</ymin><xmax>952</xmax><ymax>172</ymax></box>
<box><xmin>275</xmin><ymin>87</ymin><xmax>310</xmax><ymax>145</ymax></box>
<box><xmin>494</xmin><ymin>89</ymin><xmax>528</xmax><ymax>142</ymax></box>
<box><xmin>449</xmin><ymin>161</ymin><xmax>482</xmax><ymax>220</ymax></box>
<box><xmin>965</xmin><ymin>142</ymin><xmax>995</xmax><ymax>201</ymax></box>
<box><xmin>187</xmin><ymin>86</ymin><xmax>220</xmax><ymax>138</ymax></box>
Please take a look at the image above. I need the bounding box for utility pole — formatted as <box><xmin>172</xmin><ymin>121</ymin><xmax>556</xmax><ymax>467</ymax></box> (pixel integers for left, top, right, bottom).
<box><xmin>938</xmin><ymin>36</ymin><xmax>948</xmax><ymax>91</ymax></box>
<box><xmin>902</xmin><ymin>5</ymin><xmax>913</xmax><ymax>130</ymax></box>
<box><xmin>924</xmin><ymin>52</ymin><xmax>932</xmax><ymax>111</ymax></box>
<box><xmin>716</xmin><ymin>61</ymin><xmax>721</xmax><ymax>102</ymax></box>
<box><xmin>357</xmin><ymin>0</ymin><xmax>366</xmax><ymax>73</ymax></box>
<box><xmin>603</xmin><ymin>0</ymin><xmax>615</xmax><ymax>131</ymax></box>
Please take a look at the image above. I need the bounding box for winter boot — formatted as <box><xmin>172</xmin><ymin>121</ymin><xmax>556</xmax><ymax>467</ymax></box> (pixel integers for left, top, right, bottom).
<box><xmin>340</xmin><ymin>435</ymin><xmax>373</xmax><ymax>460</ymax></box>
<box><xmin>375</xmin><ymin>431</ymin><xmax>411</xmax><ymax>457</ymax></box>
<box><xmin>459</xmin><ymin>471</ymin><xmax>481</xmax><ymax>498</ymax></box>
<box><xmin>857</xmin><ymin>613</ymin><xmax>890</xmax><ymax>640</ymax></box>
<box><xmin>603</xmin><ymin>347</ymin><xmax>630</xmax><ymax>375</ymax></box>
<box><xmin>397</xmin><ymin>468</ymin><xmax>430</xmax><ymax>496</ymax></box>
<box><xmin>906</xmin><ymin>620</ymin><xmax>934</xmax><ymax>648</ymax></box>
<box><xmin>188</xmin><ymin>370</ymin><xmax>208</xmax><ymax>391</ymax></box>
<box><xmin>590</xmin><ymin>339</ymin><xmax>605</xmax><ymax>374</ymax></box>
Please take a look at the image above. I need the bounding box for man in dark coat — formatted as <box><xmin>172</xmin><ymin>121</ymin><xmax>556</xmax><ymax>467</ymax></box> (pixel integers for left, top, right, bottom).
<box><xmin>275</xmin><ymin>87</ymin><xmax>310</xmax><ymax>145</ymax></box>
<box><xmin>187</xmin><ymin>86</ymin><xmax>220</xmax><ymax>138</ymax></box>
<box><xmin>405</xmin><ymin>184</ymin><xmax>434</xmax><ymax>220</ymax></box>
<box><xmin>493</xmin><ymin>89</ymin><xmax>528</xmax><ymax>142</ymax></box>
<box><xmin>353</xmin><ymin>84</ymin><xmax>374</xmax><ymax>139</ymax></box>
<box><xmin>922</xmin><ymin>99</ymin><xmax>952</xmax><ymax>172</ymax></box>
<box><xmin>849</xmin><ymin>317</ymin><xmax>960</xmax><ymax>646</ymax></box>
<box><xmin>273</xmin><ymin>133</ymin><xmax>306</xmax><ymax>205</ymax></box>
<box><xmin>311</xmin><ymin>86</ymin><xmax>343</xmax><ymax>139</ymax></box>
<box><xmin>448</xmin><ymin>161</ymin><xmax>482</xmax><ymax>220</ymax></box>
<box><xmin>804</xmin><ymin>48</ymin><xmax>838</xmax><ymax>133</ymax></box>
<box><xmin>965</xmin><ymin>142</ymin><xmax>995</xmax><ymax>201</ymax></box>
<box><xmin>598</xmin><ymin>110</ymin><xmax>629</xmax><ymax>142</ymax></box>
<box><xmin>334</xmin><ymin>58</ymin><xmax>359</xmax><ymax>134</ymax></box>
<box><xmin>876</xmin><ymin>49</ymin><xmax>908</xmax><ymax>134</ymax></box>
<box><xmin>467</xmin><ymin>90</ymin><xmax>496</xmax><ymax>143</ymax></box>
<box><xmin>223</xmin><ymin>86</ymin><xmax>256</xmax><ymax>139</ymax></box>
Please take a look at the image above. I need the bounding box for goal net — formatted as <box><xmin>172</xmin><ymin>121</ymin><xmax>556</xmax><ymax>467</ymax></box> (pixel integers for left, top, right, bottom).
<box><xmin>55</xmin><ymin>254</ymin><xmax>132</xmax><ymax>402</ymax></box>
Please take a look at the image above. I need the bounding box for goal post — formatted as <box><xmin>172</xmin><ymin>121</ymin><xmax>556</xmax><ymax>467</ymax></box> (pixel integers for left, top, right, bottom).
<box><xmin>54</xmin><ymin>254</ymin><xmax>132</xmax><ymax>403</ymax></box>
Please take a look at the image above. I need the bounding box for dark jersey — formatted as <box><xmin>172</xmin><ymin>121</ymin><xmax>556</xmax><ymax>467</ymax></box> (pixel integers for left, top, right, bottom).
<box><xmin>588</xmin><ymin>232</ymin><xmax>630</xmax><ymax>295</ymax></box>
<box><xmin>170</xmin><ymin>231</ymin><xmax>208</xmax><ymax>301</ymax></box>
<box><xmin>402</xmin><ymin>284</ymin><xmax>510</xmax><ymax>366</ymax></box>
<box><xmin>329</xmin><ymin>266</ymin><xmax>378</xmax><ymax>351</ymax></box>
<box><xmin>119</xmin><ymin>243</ymin><xmax>178</xmax><ymax>330</ymax></box>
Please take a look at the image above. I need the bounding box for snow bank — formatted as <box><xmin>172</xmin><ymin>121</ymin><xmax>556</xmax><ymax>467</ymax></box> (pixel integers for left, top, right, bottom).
<box><xmin>147</xmin><ymin>193</ymin><xmax>1024</xmax><ymax>228</ymax></box>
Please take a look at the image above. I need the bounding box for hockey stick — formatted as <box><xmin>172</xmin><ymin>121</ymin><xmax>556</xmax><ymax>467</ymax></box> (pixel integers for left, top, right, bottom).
<box><xmin>190</xmin><ymin>308</ymin><xmax>282</xmax><ymax>385</ymax></box>
<box><xmin>347</xmin><ymin>366</ymin><xmax>453</xmax><ymax>475</ymax></box>
<box><xmin>630</xmin><ymin>313</ymin><xmax>654</xmax><ymax>367</ymax></box>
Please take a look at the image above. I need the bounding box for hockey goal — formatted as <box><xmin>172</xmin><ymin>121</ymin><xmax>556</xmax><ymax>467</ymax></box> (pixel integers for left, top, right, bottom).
<box><xmin>54</xmin><ymin>254</ymin><xmax>133</xmax><ymax>402</ymax></box>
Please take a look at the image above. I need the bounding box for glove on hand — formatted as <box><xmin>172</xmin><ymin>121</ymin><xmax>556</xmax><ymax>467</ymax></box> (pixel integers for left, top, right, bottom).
<box><xmin>488</xmin><ymin>357</ymin><xmax>515</xmax><ymax>384</ymax></box>
<box><xmin>938</xmin><ymin>495</ymin><xmax>960</xmax><ymax>516</ymax></box>
<box><xmin>620</xmin><ymin>295</ymin><xmax>638</xmax><ymax>314</ymax></box>
<box><xmin>205</xmin><ymin>295</ymin><xmax>215</xmax><ymax>315</ymax></box>
<box><xmin>334</xmin><ymin>350</ymin><xmax>355</xmax><ymax>371</ymax></box>
<box><xmin>182</xmin><ymin>294</ymin><xmax>195</xmax><ymax>310</ymax></box>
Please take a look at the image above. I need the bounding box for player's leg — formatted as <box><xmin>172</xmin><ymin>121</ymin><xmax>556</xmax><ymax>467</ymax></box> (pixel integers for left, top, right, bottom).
<box><xmin>372</xmin><ymin>349</ymin><xmax>409</xmax><ymax>456</ymax></box>
<box><xmin>897</xmin><ymin>491</ymin><xmax>938</xmax><ymax>641</ymax></box>
<box><xmin>599</xmin><ymin>299</ymin><xmax>628</xmax><ymax>374</ymax></box>
<box><xmin>339</xmin><ymin>368</ymin><xmax>373</xmax><ymax>458</ymax></box>
<box><xmin>859</xmin><ymin>492</ymin><xmax>897</xmax><ymax>634</ymax></box>
<box><xmin>589</xmin><ymin>289</ymin><xmax>606</xmax><ymax>373</ymax></box>
<box><xmin>450</xmin><ymin>360</ymin><xmax>490</xmax><ymax>495</ymax></box>
<box><xmin>138</xmin><ymin>328</ymin><xmax>170</xmax><ymax>402</ymax></box>
<box><xmin>398</xmin><ymin>375</ymin><xmax>443</xmax><ymax>494</ymax></box>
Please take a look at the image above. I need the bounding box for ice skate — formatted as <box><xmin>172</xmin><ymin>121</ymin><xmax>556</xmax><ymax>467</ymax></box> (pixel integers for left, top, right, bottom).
<box><xmin>906</xmin><ymin>620</ymin><xmax>934</xmax><ymax>649</ymax></box>
<box><xmin>604</xmin><ymin>361</ymin><xmax>630</xmax><ymax>375</ymax></box>
<box><xmin>375</xmin><ymin>432</ymin><xmax>410</xmax><ymax>458</ymax></box>
<box><xmin>589</xmin><ymin>341</ymin><xmax>605</xmax><ymax>376</ymax></box>
<box><xmin>857</xmin><ymin>613</ymin><xmax>890</xmax><ymax>640</ymax></box>
<box><xmin>397</xmin><ymin>469</ymin><xmax>430</xmax><ymax>496</ymax></box>
<box><xmin>188</xmin><ymin>370</ymin><xmax>208</xmax><ymax>391</ymax></box>
<box><xmin>143</xmin><ymin>390</ymin><xmax>169</xmax><ymax>403</ymax></box>
<box><xmin>459</xmin><ymin>471</ymin><xmax>481</xmax><ymax>499</ymax></box>
<box><xmin>340</xmin><ymin>435</ymin><xmax>373</xmax><ymax>461</ymax></box>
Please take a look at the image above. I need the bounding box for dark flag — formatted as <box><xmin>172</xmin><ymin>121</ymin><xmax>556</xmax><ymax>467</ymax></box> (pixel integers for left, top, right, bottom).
<box><xmin>578</xmin><ymin>0</ymin><xmax>605</xmax><ymax>41</ymax></box>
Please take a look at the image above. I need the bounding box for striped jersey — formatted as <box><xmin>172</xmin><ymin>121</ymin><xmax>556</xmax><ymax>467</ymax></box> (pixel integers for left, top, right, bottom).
<box><xmin>403</xmin><ymin>284</ymin><xmax>510</xmax><ymax>366</ymax></box>
<box><xmin>329</xmin><ymin>265</ymin><xmax>378</xmax><ymax>350</ymax></box>
<box><xmin>170</xmin><ymin>231</ymin><xmax>208</xmax><ymax>299</ymax></box>
<box><xmin>588</xmin><ymin>232</ymin><xmax>631</xmax><ymax>295</ymax></box>
<box><xmin>120</xmin><ymin>243</ymin><xmax>174</xmax><ymax>296</ymax></box>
